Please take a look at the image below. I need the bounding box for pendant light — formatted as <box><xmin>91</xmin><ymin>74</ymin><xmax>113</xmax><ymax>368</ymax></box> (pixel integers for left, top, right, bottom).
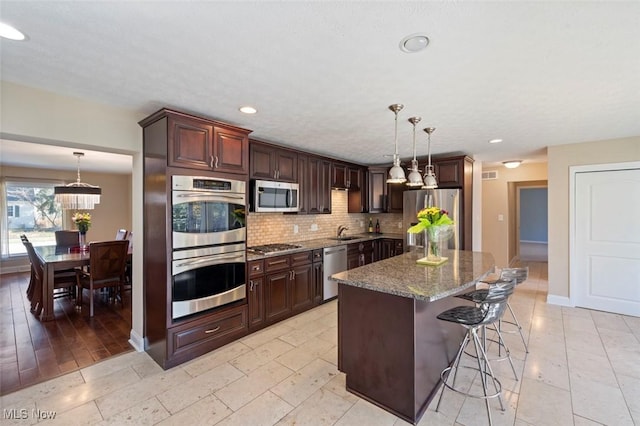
<box><xmin>406</xmin><ymin>116</ymin><xmax>424</xmax><ymax>187</ymax></box>
<box><xmin>386</xmin><ymin>104</ymin><xmax>407</xmax><ymax>184</ymax></box>
<box><xmin>54</xmin><ymin>152</ymin><xmax>102</xmax><ymax>210</ymax></box>
<box><xmin>422</xmin><ymin>127</ymin><xmax>438</xmax><ymax>189</ymax></box>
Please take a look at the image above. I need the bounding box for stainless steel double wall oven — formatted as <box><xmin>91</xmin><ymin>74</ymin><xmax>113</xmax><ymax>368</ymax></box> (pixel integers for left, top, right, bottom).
<box><xmin>171</xmin><ymin>175</ymin><xmax>246</xmax><ymax>320</ymax></box>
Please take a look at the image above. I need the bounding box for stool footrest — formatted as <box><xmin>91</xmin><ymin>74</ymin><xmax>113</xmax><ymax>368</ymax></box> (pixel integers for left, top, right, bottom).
<box><xmin>440</xmin><ymin>366</ymin><xmax>503</xmax><ymax>401</ymax></box>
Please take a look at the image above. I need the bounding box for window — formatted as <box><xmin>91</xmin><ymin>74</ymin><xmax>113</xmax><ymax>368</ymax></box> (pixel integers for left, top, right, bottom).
<box><xmin>1</xmin><ymin>180</ymin><xmax>64</xmax><ymax>257</ymax></box>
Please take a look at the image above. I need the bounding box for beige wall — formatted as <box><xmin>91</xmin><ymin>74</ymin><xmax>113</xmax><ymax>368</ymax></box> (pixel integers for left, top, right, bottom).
<box><xmin>547</xmin><ymin>136</ymin><xmax>640</xmax><ymax>299</ymax></box>
<box><xmin>1</xmin><ymin>165</ymin><xmax>132</xmax><ymax>271</ymax></box>
<box><xmin>481</xmin><ymin>162</ymin><xmax>548</xmax><ymax>267</ymax></box>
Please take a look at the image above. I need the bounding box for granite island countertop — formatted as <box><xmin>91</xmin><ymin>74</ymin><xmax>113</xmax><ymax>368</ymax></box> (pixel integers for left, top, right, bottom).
<box><xmin>331</xmin><ymin>249</ymin><xmax>495</xmax><ymax>302</ymax></box>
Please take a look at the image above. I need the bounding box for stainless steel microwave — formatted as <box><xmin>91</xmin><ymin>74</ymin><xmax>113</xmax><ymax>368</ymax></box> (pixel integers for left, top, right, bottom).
<box><xmin>251</xmin><ymin>180</ymin><xmax>299</xmax><ymax>213</ymax></box>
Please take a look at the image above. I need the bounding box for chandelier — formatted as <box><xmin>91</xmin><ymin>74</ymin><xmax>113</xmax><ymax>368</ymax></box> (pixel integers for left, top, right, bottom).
<box><xmin>386</xmin><ymin>104</ymin><xmax>407</xmax><ymax>184</ymax></box>
<box><xmin>422</xmin><ymin>127</ymin><xmax>438</xmax><ymax>189</ymax></box>
<box><xmin>405</xmin><ymin>116</ymin><xmax>424</xmax><ymax>187</ymax></box>
<box><xmin>54</xmin><ymin>152</ymin><xmax>102</xmax><ymax>210</ymax></box>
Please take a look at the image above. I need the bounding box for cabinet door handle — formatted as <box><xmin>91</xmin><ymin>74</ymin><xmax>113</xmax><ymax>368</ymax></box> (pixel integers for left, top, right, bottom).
<box><xmin>249</xmin><ymin>280</ymin><xmax>254</xmax><ymax>291</ymax></box>
<box><xmin>210</xmin><ymin>155</ymin><xmax>215</xmax><ymax>168</ymax></box>
<box><xmin>204</xmin><ymin>326</ymin><xmax>221</xmax><ymax>334</ymax></box>
<box><xmin>214</xmin><ymin>155</ymin><xmax>219</xmax><ymax>168</ymax></box>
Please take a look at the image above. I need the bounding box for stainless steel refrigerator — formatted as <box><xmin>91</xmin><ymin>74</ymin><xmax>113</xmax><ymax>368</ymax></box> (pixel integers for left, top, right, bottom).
<box><xmin>402</xmin><ymin>189</ymin><xmax>462</xmax><ymax>251</ymax></box>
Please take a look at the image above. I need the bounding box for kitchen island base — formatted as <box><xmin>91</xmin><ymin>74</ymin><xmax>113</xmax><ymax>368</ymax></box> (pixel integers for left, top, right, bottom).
<box><xmin>338</xmin><ymin>283</ymin><xmax>470</xmax><ymax>425</ymax></box>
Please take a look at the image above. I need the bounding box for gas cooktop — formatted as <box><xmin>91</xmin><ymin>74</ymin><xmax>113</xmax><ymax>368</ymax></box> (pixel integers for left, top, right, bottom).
<box><xmin>248</xmin><ymin>243</ymin><xmax>302</xmax><ymax>255</ymax></box>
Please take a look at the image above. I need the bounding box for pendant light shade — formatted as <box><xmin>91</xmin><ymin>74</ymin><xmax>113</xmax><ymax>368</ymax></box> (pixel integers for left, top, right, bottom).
<box><xmin>387</xmin><ymin>104</ymin><xmax>407</xmax><ymax>184</ymax></box>
<box><xmin>422</xmin><ymin>127</ymin><xmax>438</xmax><ymax>189</ymax></box>
<box><xmin>406</xmin><ymin>116</ymin><xmax>424</xmax><ymax>187</ymax></box>
<box><xmin>54</xmin><ymin>152</ymin><xmax>102</xmax><ymax>210</ymax></box>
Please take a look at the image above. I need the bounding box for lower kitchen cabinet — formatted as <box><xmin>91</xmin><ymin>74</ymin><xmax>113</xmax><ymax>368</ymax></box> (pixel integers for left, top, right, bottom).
<box><xmin>167</xmin><ymin>304</ymin><xmax>248</xmax><ymax>368</ymax></box>
<box><xmin>251</xmin><ymin>250</ymin><xmax>319</xmax><ymax>327</ymax></box>
<box><xmin>378</xmin><ymin>238</ymin><xmax>404</xmax><ymax>260</ymax></box>
<box><xmin>347</xmin><ymin>240</ymin><xmax>376</xmax><ymax>269</ymax></box>
<box><xmin>312</xmin><ymin>249</ymin><xmax>323</xmax><ymax>304</ymax></box>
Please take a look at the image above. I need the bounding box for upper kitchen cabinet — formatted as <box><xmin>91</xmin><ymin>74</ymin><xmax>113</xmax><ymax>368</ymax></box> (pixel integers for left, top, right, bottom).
<box><xmin>347</xmin><ymin>166</ymin><xmax>367</xmax><ymax>213</ymax></box>
<box><xmin>249</xmin><ymin>141</ymin><xmax>297</xmax><ymax>182</ymax></box>
<box><xmin>431</xmin><ymin>155</ymin><xmax>473</xmax><ymax>189</ymax></box>
<box><xmin>307</xmin><ymin>155</ymin><xmax>332</xmax><ymax>214</ymax></box>
<box><xmin>331</xmin><ymin>162</ymin><xmax>348</xmax><ymax>189</ymax></box>
<box><xmin>140</xmin><ymin>109</ymin><xmax>251</xmax><ymax>175</ymax></box>
<box><xmin>367</xmin><ymin>166</ymin><xmax>403</xmax><ymax>213</ymax></box>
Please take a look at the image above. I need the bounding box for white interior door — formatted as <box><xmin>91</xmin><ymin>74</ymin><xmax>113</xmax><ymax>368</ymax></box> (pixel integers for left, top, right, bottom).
<box><xmin>573</xmin><ymin>167</ymin><xmax>640</xmax><ymax>317</ymax></box>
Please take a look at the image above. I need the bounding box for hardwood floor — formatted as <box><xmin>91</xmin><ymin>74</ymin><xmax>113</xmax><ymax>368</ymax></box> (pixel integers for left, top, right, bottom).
<box><xmin>0</xmin><ymin>272</ymin><xmax>132</xmax><ymax>395</ymax></box>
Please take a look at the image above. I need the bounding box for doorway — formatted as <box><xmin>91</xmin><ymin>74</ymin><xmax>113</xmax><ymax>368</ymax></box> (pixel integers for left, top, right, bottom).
<box><xmin>518</xmin><ymin>187</ymin><xmax>548</xmax><ymax>261</ymax></box>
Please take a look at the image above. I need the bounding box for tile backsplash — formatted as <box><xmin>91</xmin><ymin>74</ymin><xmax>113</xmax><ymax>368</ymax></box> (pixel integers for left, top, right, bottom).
<box><xmin>247</xmin><ymin>190</ymin><xmax>403</xmax><ymax>246</ymax></box>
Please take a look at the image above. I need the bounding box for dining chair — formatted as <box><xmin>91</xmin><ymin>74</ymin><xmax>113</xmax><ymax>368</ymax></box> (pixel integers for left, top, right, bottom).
<box><xmin>55</xmin><ymin>230</ymin><xmax>79</xmax><ymax>247</ymax></box>
<box><xmin>75</xmin><ymin>240</ymin><xmax>129</xmax><ymax>317</ymax></box>
<box><xmin>115</xmin><ymin>229</ymin><xmax>128</xmax><ymax>240</ymax></box>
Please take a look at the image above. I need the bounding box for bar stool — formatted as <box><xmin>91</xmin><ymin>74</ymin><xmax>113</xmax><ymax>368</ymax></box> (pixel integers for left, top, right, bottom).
<box><xmin>435</xmin><ymin>281</ymin><xmax>516</xmax><ymax>426</ymax></box>
<box><xmin>457</xmin><ymin>267</ymin><xmax>529</xmax><ymax>353</ymax></box>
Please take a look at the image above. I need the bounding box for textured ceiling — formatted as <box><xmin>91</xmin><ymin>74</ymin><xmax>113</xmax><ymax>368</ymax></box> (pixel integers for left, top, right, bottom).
<box><xmin>1</xmin><ymin>1</ymin><xmax>639</xmax><ymax>172</ymax></box>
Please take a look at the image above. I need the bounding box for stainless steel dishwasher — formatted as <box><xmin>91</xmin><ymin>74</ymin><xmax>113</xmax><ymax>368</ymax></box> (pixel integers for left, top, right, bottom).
<box><xmin>323</xmin><ymin>245</ymin><xmax>347</xmax><ymax>301</ymax></box>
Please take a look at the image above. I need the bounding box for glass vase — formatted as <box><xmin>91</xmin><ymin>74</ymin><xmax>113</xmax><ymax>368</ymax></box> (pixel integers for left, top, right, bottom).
<box><xmin>425</xmin><ymin>227</ymin><xmax>442</xmax><ymax>261</ymax></box>
<box><xmin>79</xmin><ymin>232</ymin><xmax>87</xmax><ymax>251</ymax></box>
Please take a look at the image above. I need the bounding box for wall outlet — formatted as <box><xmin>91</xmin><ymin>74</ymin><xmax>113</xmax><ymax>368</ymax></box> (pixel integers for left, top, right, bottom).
<box><xmin>360</xmin><ymin>221</ymin><xmax>364</xmax><ymax>228</ymax></box>
<box><xmin>498</xmin><ymin>214</ymin><xmax>504</xmax><ymax>222</ymax></box>
<box><xmin>293</xmin><ymin>224</ymin><xmax>299</xmax><ymax>234</ymax></box>
<box><xmin>310</xmin><ymin>223</ymin><xmax>318</xmax><ymax>231</ymax></box>
<box><xmin>398</xmin><ymin>221</ymin><xmax>402</xmax><ymax>228</ymax></box>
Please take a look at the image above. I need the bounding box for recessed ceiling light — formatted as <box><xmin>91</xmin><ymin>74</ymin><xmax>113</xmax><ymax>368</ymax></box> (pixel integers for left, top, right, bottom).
<box><xmin>503</xmin><ymin>160</ymin><xmax>522</xmax><ymax>169</ymax></box>
<box><xmin>0</xmin><ymin>22</ymin><xmax>26</xmax><ymax>41</ymax></box>
<box><xmin>399</xmin><ymin>33</ymin><xmax>430</xmax><ymax>53</ymax></box>
<box><xmin>489</xmin><ymin>139</ymin><xmax>503</xmax><ymax>144</ymax></box>
<box><xmin>239</xmin><ymin>106</ymin><xmax>257</xmax><ymax>114</ymax></box>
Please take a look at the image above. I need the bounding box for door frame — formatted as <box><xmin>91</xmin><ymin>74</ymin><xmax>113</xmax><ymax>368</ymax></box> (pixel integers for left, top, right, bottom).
<box><xmin>569</xmin><ymin>161</ymin><xmax>640</xmax><ymax>307</ymax></box>
<box><xmin>507</xmin><ymin>180</ymin><xmax>547</xmax><ymax>265</ymax></box>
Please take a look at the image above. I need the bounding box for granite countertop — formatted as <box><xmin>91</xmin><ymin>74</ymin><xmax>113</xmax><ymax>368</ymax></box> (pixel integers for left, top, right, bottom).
<box><xmin>331</xmin><ymin>249</ymin><xmax>495</xmax><ymax>302</ymax></box>
<box><xmin>247</xmin><ymin>232</ymin><xmax>406</xmax><ymax>261</ymax></box>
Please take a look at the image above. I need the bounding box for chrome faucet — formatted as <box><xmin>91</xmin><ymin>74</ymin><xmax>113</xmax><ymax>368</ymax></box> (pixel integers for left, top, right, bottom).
<box><xmin>337</xmin><ymin>225</ymin><xmax>349</xmax><ymax>238</ymax></box>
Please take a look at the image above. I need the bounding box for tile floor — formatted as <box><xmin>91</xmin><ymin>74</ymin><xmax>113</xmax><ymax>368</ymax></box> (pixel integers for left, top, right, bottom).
<box><xmin>1</xmin><ymin>261</ymin><xmax>638</xmax><ymax>425</ymax></box>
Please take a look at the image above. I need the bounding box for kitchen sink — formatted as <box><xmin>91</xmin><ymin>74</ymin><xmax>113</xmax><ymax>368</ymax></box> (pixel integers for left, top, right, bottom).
<box><xmin>328</xmin><ymin>236</ymin><xmax>360</xmax><ymax>241</ymax></box>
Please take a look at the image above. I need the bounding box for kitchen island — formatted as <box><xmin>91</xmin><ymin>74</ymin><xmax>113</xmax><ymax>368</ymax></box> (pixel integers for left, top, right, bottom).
<box><xmin>331</xmin><ymin>249</ymin><xmax>495</xmax><ymax>425</ymax></box>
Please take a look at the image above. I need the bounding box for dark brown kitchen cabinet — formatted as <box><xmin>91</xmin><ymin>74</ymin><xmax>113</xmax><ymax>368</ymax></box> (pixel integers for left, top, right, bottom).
<box><xmin>296</xmin><ymin>154</ymin><xmax>308</xmax><ymax>214</ymax></box>
<box><xmin>249</xmin><ymin>141</ymin><xmax>297</xmax><ymax>182</ymax></box>
<box><xmin>378</xmin><ymin>238</ymin><xmax>404</xmax><ymax>260</ymax></box>
<box><xmin>347</xmin><ymin>241</ymin><xmax>375</xmax><ymax>270</ymax></box>
<box><xmin>368</xmin><ymin>167</ymin><xmax>404</xmax><ymax>213</ymax></box>
<box><xmin>312</xmin><ymin>249</ymin><xmax>323</xmax><ymax>304</ymax></box>
<box><xmin>165</xmin><ymin>110</ymin><xmax>250</xmax><ymax>174</ymax></box>
<box><xmin>331</xmin><ymin>162</ymin><xmax>348</xmax><ymax>189</ymax></box>
<box><xmin>248</xmin><ymin>260</ymin><xmax>266</xmax><ymax>330</ymax></box>
<box><xmin>368</xmin><ymin>167</ymin><xmax>388</xmax><ymax>213</ymax></box>
<box><xmin>261</xmin><ymin>250</ymin><xmax>315</xmax><ymax>324</ymax></box>
<box><xmin>307</xmin><ymin>156</ymin><xmax>332</xmax><ymax>214</ymax></box>
<box><xmin>140</xmin><ymin>108</ymin><xmax>252</xmax><ymax>370</ymax></box>
<box><xmin>347</xmin><ymin>166</ymin><xmax>367</xmax><ymax>213</ymax></box>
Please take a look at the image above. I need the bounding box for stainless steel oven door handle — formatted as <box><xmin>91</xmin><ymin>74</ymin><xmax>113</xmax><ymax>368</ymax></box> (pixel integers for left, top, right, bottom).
<box><xmin>173</xmin><ymin>251</ymin><xmax>245</xmax><ymax>276</ymax></box>
<box><xmin>173</xmin><ymin>191</ymin><xmax>245</xmax><ymax>204</ymax></box>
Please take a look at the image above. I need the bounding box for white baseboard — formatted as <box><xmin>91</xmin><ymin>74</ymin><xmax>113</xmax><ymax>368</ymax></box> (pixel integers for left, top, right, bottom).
<box><xmin>128</xmin><ymin>329</ymin><xmax>145</xmax><ymax>352</ymax></box>
<box><xmin>546</xmin><ymin>294</ymin><xmax>573</xmax><ymax>307</ymax></box>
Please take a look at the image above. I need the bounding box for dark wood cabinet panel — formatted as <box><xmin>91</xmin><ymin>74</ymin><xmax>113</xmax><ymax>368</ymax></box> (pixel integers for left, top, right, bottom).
<box><xmin>213</xmin><ymin>127</ymin><xmax>249</xmax><ymax>174</ymax></box>
<box><xmin>265</xmin><ymin>271</ymin><xmax>291</xmax><ymax>323</ymax></box>
<box><xmin>387</xmin><ymin>183</ymin><xmax>404</xmax><ymax>213</ymax></box>
<box><xmin>248</xmin><ymin>260</ymin><xmax>266</xmax><ymax>330</ymax></box>
<box><xmin>291</xmin><ymin>264</ymin><xmax>314</xmax><ymax>312</ymax></box>
<box><xmin>165</xmin><ymin>112</ymin><xmax>249</xmax><ymax>174</ymax></box>
<box><xmin>296</xmin><ymin>154</ymin><xmax>309</xmax><ymax>214</ymax></box>
<box><xmin>249</xmin><ymin>141</ymin><xmax>297</xmax><ymax>182</ymax></box>
<box><xmin>348</xmin><ymin>166</ymin><xmax>366</xmax><ymax>213</ymax></box>
<box><xmin>312</xmin><ymin>250</ymin><xmax>323</xmax><ymax>304</ymax></box>
<box><xmin>379</xmin><ymin>238</ymin><xmax>404</xmax><ymax>260</ymax></box>
<box><xmin>308</xmin><ymin>156</ymin><xmax>331</xmax><ymax>214</ymax></box>
<box><xmin>331</xmin><ymin>162</ymin><xmax>348</xmax><ymax>189</ymax></box>
<box><xmin>368</xmin><ymin>167</ymin><xmax>388</xmax><ymax>213</ymax></box>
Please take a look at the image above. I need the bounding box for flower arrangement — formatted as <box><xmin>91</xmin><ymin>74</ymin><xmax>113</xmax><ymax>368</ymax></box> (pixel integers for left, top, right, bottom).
<box><xmin>72</xmin><ymin>212</ymin><xmax>91</xmax><ymax>233</ymax></box>
<box><xmin>407</xmin><ymin>207</ymin><xmax>453</xmax><ymax>234</ymax></box>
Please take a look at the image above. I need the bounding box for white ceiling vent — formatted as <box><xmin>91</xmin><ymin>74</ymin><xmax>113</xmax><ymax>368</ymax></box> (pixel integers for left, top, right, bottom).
<box><xmin>482</xmin><ymin>170</ymin><xmax>498</xmax><ymax>180</ymax></box>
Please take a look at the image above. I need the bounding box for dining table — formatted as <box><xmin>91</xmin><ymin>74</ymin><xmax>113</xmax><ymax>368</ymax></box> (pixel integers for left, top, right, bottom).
<box><xmin>32</xmin><ymin>244</ymin><xmax>131</xmax><ymax>321</ymax></box>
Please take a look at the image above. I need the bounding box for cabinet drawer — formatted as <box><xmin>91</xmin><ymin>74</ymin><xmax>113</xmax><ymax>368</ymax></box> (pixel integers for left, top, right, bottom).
<box><xmin>290</xmin><ymin>250</ymin><xmax>312</xmax><ymax>267</ymax></box>
<box><xmin>264</xmin><ymin>255</ymin><xmax>291</xmax><ymax>273</ymax></box>
<box><xmin>169</xmin><ymin>305</ymin><xmax>248</xmax><ymax>358</ymax></box>
<box><xmin>248</xmin><ymin>259</ymin><xmax>264</xmax><ymax>277</ymax></box>
<box><xmin>312</xmin><ymin>249</ymin><xmax>323</xmax><ymax>263</ymax></box>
